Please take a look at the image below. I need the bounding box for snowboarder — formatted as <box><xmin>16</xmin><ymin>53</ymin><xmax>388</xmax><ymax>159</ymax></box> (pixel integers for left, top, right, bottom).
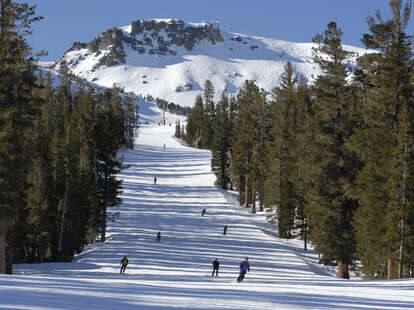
<box><xmin>237</xmin><ymin>257</ymin><xmax>250</xmax><ymax>283</ymax></box>
<box><xmin>201</xmin><ymin>208</ymin><xmax>206</xmax><ymax>216</ymax></box>
<box><xmin>120</xmin><ymin>256</ymin><xmax>128</xmax><ymax>274</ymax></box>
<box><xmin>212</xmin><ymin>258</ymin><xmax>220</xmax><ymax>277</ymax></box>
<box><xmin>223</xmin><ymin>225</ymin><xmax>228</xmax><ymax>235</ymax></box>
<box><xmin>156</xmin><ymin>231</ymin><xmax>161</xmax><ymax>242</ymax></box>
<box><xmin>154</xmin><ymin>176</ymin><xmax>157</xmax><ymax>184</ymax></box>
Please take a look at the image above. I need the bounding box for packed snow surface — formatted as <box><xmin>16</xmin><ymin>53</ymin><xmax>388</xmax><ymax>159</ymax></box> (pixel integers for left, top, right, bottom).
<box><xmin>1</xmin><ymin>103</ymin><xmax>413</xmax><ymax>309</ymax></box>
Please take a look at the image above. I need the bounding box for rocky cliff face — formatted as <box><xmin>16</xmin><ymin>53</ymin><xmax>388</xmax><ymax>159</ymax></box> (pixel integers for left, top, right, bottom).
<box><xmin>52</xmin><ymin>19</ymin><xmax>367</xmax><ymax>107</ymax></box>
<box><xmin>57</xmin><ymin>19</ymin><xmax>223</xmax><ymax>69</ymax></box>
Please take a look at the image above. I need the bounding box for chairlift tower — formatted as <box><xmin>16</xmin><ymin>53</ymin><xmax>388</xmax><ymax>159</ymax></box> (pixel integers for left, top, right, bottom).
<box><xmin>212</xmin><ymin>20</ymin><xmax>221</xmax><ymax>30</ymax></box>
<box><xmin>162</xmin><ymin>101</ymin><xmax>166</xmax><ymax>125</ymax></box>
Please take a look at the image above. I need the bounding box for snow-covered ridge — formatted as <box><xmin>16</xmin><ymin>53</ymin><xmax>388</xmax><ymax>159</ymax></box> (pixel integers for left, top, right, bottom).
<box><xmin>54</xmin><ymin>19</ymin><xmax>368</xmax><ymax>106</ymax></box>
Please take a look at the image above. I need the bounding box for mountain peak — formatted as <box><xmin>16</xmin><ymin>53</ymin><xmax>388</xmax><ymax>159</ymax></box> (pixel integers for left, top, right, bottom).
<box><xmin>54</xmin><ymin>19</ymin><xmax>366</xmax><ymax>106</ymax></box>
<box><xmin>56</xmin><ymin>18</ymin><xmax>223</xmax><ymax>70</ymax></box>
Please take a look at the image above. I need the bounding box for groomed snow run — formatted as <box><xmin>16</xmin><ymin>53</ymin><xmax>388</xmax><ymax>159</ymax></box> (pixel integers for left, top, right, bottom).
<box><xmin>1</xmin><ymin>107</ymin><xmax>414</xmax><ymax>309</ymax></box>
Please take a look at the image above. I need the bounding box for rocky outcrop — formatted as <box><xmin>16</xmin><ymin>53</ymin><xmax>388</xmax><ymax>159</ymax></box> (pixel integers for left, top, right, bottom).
<box><xmin>56</xmin><ymin>19</ymin><xmax>224</xmax><ymax>69</ymax></box>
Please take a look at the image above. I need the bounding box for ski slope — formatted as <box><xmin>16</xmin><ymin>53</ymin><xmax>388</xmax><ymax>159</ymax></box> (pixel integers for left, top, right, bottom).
<box><xmin>1</xmin><ymin>105</ymin><xmax>414</xmax><ymax>309</ymax></box>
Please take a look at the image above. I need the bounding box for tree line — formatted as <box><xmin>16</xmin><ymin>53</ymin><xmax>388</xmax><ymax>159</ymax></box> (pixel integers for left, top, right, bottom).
<box><xmin>0</xmin><ymin>1</ymin><xmax>138</xmax><ymax>273</ymax></box>
<box><xmin>144</xmin><ymin>95</ymin><xmax>192</xmax><ymax>117</ymax></box>
<box><xmin>182</xmin><ymin>0</ymin><xmax>414</xmax><ymax>280</ymax></box>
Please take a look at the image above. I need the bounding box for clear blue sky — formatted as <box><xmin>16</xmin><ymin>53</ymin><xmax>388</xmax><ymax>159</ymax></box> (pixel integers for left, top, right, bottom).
<box><xmin>26</xmin><ymin>0</ymin><xmax>414</xmax><ymax>61</ymax></box>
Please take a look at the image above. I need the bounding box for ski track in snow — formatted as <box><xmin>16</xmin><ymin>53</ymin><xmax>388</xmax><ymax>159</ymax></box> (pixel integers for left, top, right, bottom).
<box><xmin>1</xmin><ymin>108</ymin><xmax>414</xmax><ymax>309</ymax></box>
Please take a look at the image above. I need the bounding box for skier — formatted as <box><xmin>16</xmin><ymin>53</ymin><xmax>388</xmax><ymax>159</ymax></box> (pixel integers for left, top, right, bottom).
<box><xmin>120</xmin><ymin>256</ymin><xmax>128</xmax><ymax>274</ymax></box>
<box><xmin>201</xmin><ymin>208</ymin><xmax>206</xmax><ymax>216</ymax></box>
<box><xmin>156</xmin><ymin>231</ymin><xmax>161</xmax><ymax>242</ymax></box>
<box><xmin>212</xmin><ymin>258</ymin><xmax>220</xmax><ymax>277</ymax></box>
<box><xmin>237</xmin><ymin>257</ymin><xmax>250</xmax><ymax>283</ymax></box>
<box><xmin>154</xmin><ymin>176</ymin><xmax>157</xmax><ymax>184</ymax></box>
<box><xmin>223</xmin><ymin>225</ymin><xmax>228</xmax><ymax>235</ymax></box>
<box><xmin>163</xmin><ymin>144</ymin><xmax>166</xmax><ymax>149</ymax></box>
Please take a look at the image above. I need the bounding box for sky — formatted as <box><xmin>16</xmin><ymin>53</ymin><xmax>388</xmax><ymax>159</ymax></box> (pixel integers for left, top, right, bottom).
<box><xmin>26</xmin><ymin>0</ymin><xmax>414</xmax><ymax>61</ymax></box>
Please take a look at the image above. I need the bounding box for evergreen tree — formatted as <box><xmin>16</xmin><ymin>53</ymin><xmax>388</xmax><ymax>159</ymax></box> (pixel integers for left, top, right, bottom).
<box><xmin>175</xmin><ymin>119</ymin><xmax>181</xmax><ymax>139</ymax></box>
<box><xmin>350</xmin><ymin>0</ymin><xmax>414</xmax><ymax>279</ymax></box>
<box><xmin>185</xmin><ymin>94</ymin><xmax>204</xmax><ymax>148</ymax></box>
<box><xmin>265</xmin><ymin>62</ymin><xmax>298</xmax><ymax>238</ymax></box>
<box><xmin>231</xmin><ymin>81</ymin><xmax>267</xmax><ymax>213</ymax></box>
<box><xmin>292</xmin><ymin>77</ymin><xmax>313</xmax><ymax>250</ymax></box>
<box><xmin>211</xmin><ymin>90</ymin><xmax>231</xmax><ymax>189</ymax></box>
<box><xmin>201</xmin><ymin>80</ymin><xmax>215</xmax><ymax>149</ymax></box>
<box><xmin>0</xmin><ymin>0</ymin><xmax>42</xmax><ymax>273</ymax></box>
<box><xmin>305</xmin><ymin>22</ymin><xmax>360</xmax><ymax>278</ymax></box>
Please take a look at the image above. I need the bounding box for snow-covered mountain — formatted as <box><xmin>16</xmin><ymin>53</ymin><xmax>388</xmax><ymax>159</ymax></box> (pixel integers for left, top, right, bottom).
<box><xmin>53</xmin><ymin>18</ymin><xmax>367</xmax><ymax>106</ymax></box>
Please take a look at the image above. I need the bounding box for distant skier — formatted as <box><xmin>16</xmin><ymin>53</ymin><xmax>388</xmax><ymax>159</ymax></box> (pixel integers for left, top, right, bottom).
<box><xmin>223</xmin><ymin>225</ymin><xmax>228</xmax><ymax>235</ymax></box>
<box><xmin>212</xmin><ymin>258</ymin><xmax>220</xmax><ymax>277</ymax></box>
<box><xmin>154</xmin><ymin>176</ymin><xmax>157</xmax><ymax>184</ymax></box>
<box><xmin>237</xmin><ymin>257</ymin><xmax>250</xmax><ymax>283</ymax></box>
<box><xmin>201</xmin><ymin>208</ymin><xmax>206</xmax><ymax>216</ymax></box>
<box><xmin>156</xmin><ymin>231</ymin><xmax>161</xmax><ymax>242</ymax></box>
<box><xmin>163</xmin><ymin>144</ymin><xmax>166</xmax><ymax>149</ymax></box>
<box><xmin>120</xmin><ymin>256</ymin><xmax>129</xmax><ymax>274</ymax></box>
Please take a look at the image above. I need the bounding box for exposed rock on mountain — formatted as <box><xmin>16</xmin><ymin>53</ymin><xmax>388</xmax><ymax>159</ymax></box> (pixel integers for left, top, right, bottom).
<box><xmin>54</xmin><ymin>18</ymin><xmax>367</xmax><ymax>106</ymax></box>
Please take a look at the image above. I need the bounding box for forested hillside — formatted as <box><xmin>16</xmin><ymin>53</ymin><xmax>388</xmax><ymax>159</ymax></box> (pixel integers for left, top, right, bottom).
<box><xmin>0</xmin><ymin>1</ymin><xmax>138</xmax><ymax>273</ymax></box>
<box><xmin>184</xmin><ymin>0</ymin><xmax>414</xmax><ymax>280</ymax></box>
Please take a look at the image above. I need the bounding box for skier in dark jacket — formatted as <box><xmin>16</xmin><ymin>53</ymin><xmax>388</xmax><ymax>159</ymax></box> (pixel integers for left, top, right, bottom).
<box><xmin>237</xmin><ymin>257</ymin><xmax>250</xmax><ymax>282</ymax></box>
<box><xmin>156</xmin><ymin>231</ymin><xmax>161</xmax><ymax>242</ymax></box>
<box><xmin>223</xmin><ymin>225</ymin><xmax>228</xmax><ymax>235</ymax></box>
<box><xmin>120</xmin><ymin>256</ymin><xmax>128</xmax><ymax>274</ymax></box>
<box><xmin>201</xmin><ymin>208</ymin><xmax>206</xmax><ymax>216</ymax></box>
<box><xmin>154</xmin><ymin>176</ymin><xmax>157</xmax><ymax>184</ymax></box>
<box><xmin>212</xmin><ymin>258</ymin><xmax>219</xmax><ymax>276</ymax></box>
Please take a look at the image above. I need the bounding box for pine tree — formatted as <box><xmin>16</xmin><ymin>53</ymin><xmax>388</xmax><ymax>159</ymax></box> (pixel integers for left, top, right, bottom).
<box><xmin>211</xmin><ymin>90</ymin><xmax>231</xmax><ymax>189</ymax></box>
<box><xmin>292</xmin><ymin>77</ymin><xmax>313</xmax><ymax>250</ymax></box>
<box><xmin>350</xmin><ymin>0</ymin><xmax>414</xmax><ymax>279</ymax></box>
<box><xmin>231</xmin><ymin>81</ymin><xmax>267</xmax><ymax>212</ymax></box>
<box><xmin>265</xmin><ymin>62</ymin><xmax>299</xmax><ymax>238</ymax></box>
<box><xmin>0</xmin><ymin>0</ymin><xmax>42</xmax><ymax>273</ymax></box>
<box><xmin>305</xmin><ymin>22</ymin><xmax>360</xmax><ymax>278</ymax></box>
<box><xmin>175</xmin><ymin>119</ymin><xmax>181</xmax><ymax>139</ymax></box>
<box><xmin>24</xmin><ymin>70</ymin><xmax>54</xmax><ymax>262</ymax></box>
<box><xmin>185</xmin><ymin>94</ymin><xmax>204</xmax><ymax>148</ymax></box>
<box><xmin>201</xmin><ymin>80</ymin><xmax>215</xmax><ymax>149</ymax></box>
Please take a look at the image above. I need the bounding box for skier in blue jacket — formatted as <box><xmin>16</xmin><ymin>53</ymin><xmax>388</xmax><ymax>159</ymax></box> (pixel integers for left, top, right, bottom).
<box><xmin>237</xmin><ymin>257</ymin><xmax>250</xmax><ymax>282</ymax></box>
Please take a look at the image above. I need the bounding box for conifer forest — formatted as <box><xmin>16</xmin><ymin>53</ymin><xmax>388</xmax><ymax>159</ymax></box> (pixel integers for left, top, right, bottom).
<box><xmin>183</xmin><ymin>1</ymin><xmax>414</xmax><ymax>279</ymax></box>
<box><xmin>0</xmin><ymin>1</ymin><xmax>138</xmax><ymax>273</ymax></box>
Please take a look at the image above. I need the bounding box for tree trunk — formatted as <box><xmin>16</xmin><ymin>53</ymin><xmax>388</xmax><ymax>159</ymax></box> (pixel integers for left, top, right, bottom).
<box><xmin>0</xmin><ymin>219</ymin><xmax>7</xmax><ymax>274</ymax></box>
<box><xmin>100</xmin><ymin>200</ymin><xmax>107</xmax><ymax>242</ymax></box>
<box><xmin>398</xmin><ymin>228</ymin><xmax>404</xmax><ymax>279</ymax></box>
<box><xmin>337</xmin><ymin>260</ymin><xmax>349</xmax><ymax>279</ymax></box>
<box><xmin>304</xmin><ymin>218</ymin><xmax>308</xmax><ymax>251</ymax></box>
<box><xmin>398</xmin><ymin>142</ymin><xmax>408</xmax><ymax>279</ymax></box>
<box><xmin>100</xmin><ymin>171</ymin><xmax>108</xmax><ymax>242</ymax></box>
<box><xmin>244</xmin><ymin>174</ymin><xmax>249</xmax><ymax>208</ymax></box>
<box><xmin>251</xmin><ymin>186</ymin><xmax>256</xmax><ymax>214</ymax></box>
<box><xmin>58</xmin><ymin>178</ymin><xmax>70</xmax><ymax>256</ymax></box>
<box><xmin>337</xmin><ymin>260</ymin><xmax>344</xmax><ymax>278</ymax></box>
<box><xmin>258</xmin><ymin>177</ymin><xmax>264</xmax><ymax>212</ymax></box>
<box><xmin>387</xmin><ymin>256</ymin><xmax>393</xmax><ymax>280</ymax></box>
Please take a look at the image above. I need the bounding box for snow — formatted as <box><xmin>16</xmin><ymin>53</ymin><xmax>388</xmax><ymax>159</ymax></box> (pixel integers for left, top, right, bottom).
<box><xmin>1</xmin><ymin>106</ymin><xmax>413</xmax><ymax>309</ymax></box>
<box><xmin>55</xmin><ymin>21</ymin><xmax>369</xmax><ymax>107</ymax></box>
